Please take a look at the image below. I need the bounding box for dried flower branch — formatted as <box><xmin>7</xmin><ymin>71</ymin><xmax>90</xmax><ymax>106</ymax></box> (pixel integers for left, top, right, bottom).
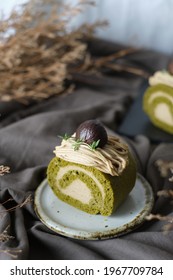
<box><xmin>146</xmin><ymin>214</ymin><xmax>173</xmax><ymax>233</ymax></box>
<box><xmin>0</xmin><ymin>248</ymin><xmax>22</xmax><ymax>259</ymax></box>
<box><xmin>0</xmin><ymin>0</ymin><xmax>98</xmax><ymax>103</ymax></box>
<box><xmin>70</xmin><ymin>47</ymin><xmax>149</xmax><ymax>78</ymax></box>
<box><xmin>146</xmin><ymin>159</ymin><xmax>173</xmax><ymax>233</ymax></box>
<box><xmin>0</xmin><ymin>229</ymin><xmax>22</xmax><ymax>258</ymax></box>
<box><xmin>0</xmin><ymin>225</ymin><xmax>20</xmax><ymax>259</ymax></box>
<box><xmin>0</xmin><ymin>194</ymin><xmax>33</xmax><ymax>214</ymax></box>
<box><xmin>0</xmin><ymin>226</ymin><xmax>14</xmax><ymax>242</ymax></box>
<box><xmin>169</xmin><ymin>168</ymin><xmax>173</xmax><ymax>182</ymax></box>
<box><xmin>91</xmin><ymin>47</ymin><xmax>149</xmax><ymax>78</ymax></box>
<box><xmin>157</xmin><ymin>189</ymin><xmax>173</xmax><ymax>199</ymax></box>
<box><xmin>0</xmin><ymin>195</ymin><xmax>32</xmax><ymax>258</ymax></box>
<box><xmin>155</xmin><ymin>159</ymin><xmax>173</xmax><ymax>178</ymax></box>
<box><xmin>0</xmin><ymin>165</ymin><xmax>10</xmax><ymax>176</ymax></box>
<box><xmin>0</xmin><ymin>0</ymin><xmax>147</xmax><ymax>103</ymax></box>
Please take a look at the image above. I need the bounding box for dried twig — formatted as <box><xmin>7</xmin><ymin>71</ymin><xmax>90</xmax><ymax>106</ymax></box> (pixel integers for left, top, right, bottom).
<box><xmin>0</xmin><ymin>195</ymin><xmax>32</xmax><ymax>258</ymax></box>
<box><xmin>0</xmin><ymin>0</ymin><xmax>99</xmax><ymax>102</ymax></box>
<box><xmin>0</xmin><ymin>226</ymin><xmax>22</xmax><ymax>258</ymax></box>
<box><xmin>0</xmin><ymin>223</ymin><xmax>21</xmax><ymax>259</ymax></box>
<box><xmin>146</xmin><ymin>159</ymin><xmax>173</xmax><ymax>233</ymax></box>
<box><xmin>0</xmin><ymin>248</ymin><xmax>22</xmax><ymax>259</ymax></box>
<box><xmin>169</xmin><ymin>168</ymin><xmax>173</xmax><ymax>182</ymax></box>
<box><xmin>146</xmin><ymin>213</ymin><xmax>173</xmax><ymax>222</ymax></box>
<box><xmin>0</xmin><ymin>0</ymin><xmax>146</xmax><ymax>103</ymax></box>
<box><xmin>0</xmin><ymin>226</ymin><xmax>14</xmax><ymax>242</ymax></box>
<box><xmin>157</xmin><ymin>189</ymin><xmax>173</xmax><ymax>198</ymax></box>
<box><xmin>0</xmin><ymin>194</ymin><xmax>33</xmax><ymax>214</ymax></box>
<box><xmin>155</xmin><ymin>159</ymin><xmax>173</xmax><ymax>178</ymax></box>
<box><xmin>0</xmin><ymin>165</ymin><xmax>10</xmax><ymax>176</ymax></box>
<box><xmin>146</xmin><ymin>214</ymin><xmax>173</xmax><ymax>233</ymax></box>
<box><xmin>99</xmin><ymin>62</ymin><xmax>149</xmax><ymax>78</ymax></box>
<box><xmin>94</xmin><ymin>48</ymin><xmax>138</xmax><ymax>66</ymax></box>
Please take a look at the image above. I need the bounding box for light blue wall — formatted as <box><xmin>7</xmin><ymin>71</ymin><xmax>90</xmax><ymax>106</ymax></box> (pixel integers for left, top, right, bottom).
<box><xmin>67</xmin><ymin>0</ymin><xmax>173</xmax><ymax>55</ymax></box>
<box><xmin>1</xmin><ymin>0</ymin><xmax>173</xmax><ymax>54</ymax></box>
<box><xmin>0</xmin><ymin>0</ymin><xmax>27</xmax><ymax>17</ymax></box>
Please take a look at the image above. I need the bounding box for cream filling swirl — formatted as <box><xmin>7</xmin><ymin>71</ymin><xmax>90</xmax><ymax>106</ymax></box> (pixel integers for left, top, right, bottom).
<box><xmin>54</xmin><ymin>135</ymin><xmax>128</xmax><ymax>176</ymax></box>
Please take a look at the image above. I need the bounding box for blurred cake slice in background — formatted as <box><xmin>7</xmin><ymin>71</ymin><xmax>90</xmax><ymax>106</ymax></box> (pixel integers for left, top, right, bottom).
<box><xmin>143</xmin><ymin>71</ymin><xmax>173</xmax><ymax>134</ymax></box>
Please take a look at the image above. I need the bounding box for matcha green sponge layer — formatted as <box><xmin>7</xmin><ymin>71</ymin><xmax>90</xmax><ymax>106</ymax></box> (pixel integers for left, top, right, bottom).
<box><xmin>143</xmin><ymin>84</ymin><xmax>173</xmax><ymax>134</ymax></box>
<box><xmin>47</xmin><ymin>153</ymin><xmax>136</xmax><ymax>216</ymax></box>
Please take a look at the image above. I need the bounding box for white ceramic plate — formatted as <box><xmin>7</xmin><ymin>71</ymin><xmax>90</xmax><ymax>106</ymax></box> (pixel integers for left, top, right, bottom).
<box><xmin>34</xmin><ymin>174</ymin><xmax>154</xmax><ymax>240</ymax></box>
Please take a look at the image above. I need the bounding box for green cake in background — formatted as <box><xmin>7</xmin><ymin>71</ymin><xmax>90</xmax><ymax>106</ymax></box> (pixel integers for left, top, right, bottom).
<box><xmin>143</xmin><ymin>71</ymin><xmax>173</xmax><ymax>134</ymax></box>
<box><xmin>47</xmin><ymin>120</ymin><xmax>137</xmax><ymax>216</ymax></box>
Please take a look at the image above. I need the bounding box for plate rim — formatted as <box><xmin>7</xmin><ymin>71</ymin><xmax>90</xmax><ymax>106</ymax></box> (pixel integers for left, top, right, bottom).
<box><xmin>34</xmin><ymin>173</ymin><xmax>154</xmax><ymax>240</ymax></box>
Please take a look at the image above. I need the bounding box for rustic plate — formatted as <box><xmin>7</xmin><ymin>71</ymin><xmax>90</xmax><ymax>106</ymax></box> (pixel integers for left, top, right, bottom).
<box><xmin>34</xmin><ymin>173</ymin><xmax>154</xmax><ymax>240</ymax></box>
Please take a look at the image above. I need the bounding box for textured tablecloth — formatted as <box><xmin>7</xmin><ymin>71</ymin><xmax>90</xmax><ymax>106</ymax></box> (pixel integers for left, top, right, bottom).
<box><xmin>0</xmin><ymin>39</ymin><xmax>173</xmax><ymax>260</ymax></box>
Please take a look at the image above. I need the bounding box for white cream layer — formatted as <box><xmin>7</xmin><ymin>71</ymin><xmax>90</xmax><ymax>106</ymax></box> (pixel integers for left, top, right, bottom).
<box><xmin>155</xmin><ymin>103</ymin><xmax>173</xmax><ymax>126</ymax></box>
<box><xmin>148</xmin><ymin>91</ymin><xmax>173</xmax><ymax>104</ymax></box>
<box><xmin>60</xmin><ymin>179</ymin><xmax>92</xmax><ymax>204</ymax></box>
<box><xmin>56</xmin><ymin>165</ymin><xmax>104</xmax><ymax>204</ymax></box>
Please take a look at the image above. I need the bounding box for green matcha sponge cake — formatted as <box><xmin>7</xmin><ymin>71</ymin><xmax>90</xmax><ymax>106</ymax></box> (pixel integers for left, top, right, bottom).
<box><xmin>143</xmin><ymin>71</ymin><xmax>173</xmax><ymax>134</ymax></box>
<box><xmin>47</xmin><ymin>120</ymin><xmax>137</xmax><ymax>216</ymax></box>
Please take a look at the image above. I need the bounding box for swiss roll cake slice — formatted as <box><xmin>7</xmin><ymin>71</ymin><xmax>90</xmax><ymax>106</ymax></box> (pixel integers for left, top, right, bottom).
<box><xmin>143</xmin><ymin>71</ymin><xmax>173</xmax><ymax>134</ymax></box>
<box><xmin>47</xmin><ymin>120</ymin><xmax>137</xmax><ymax>216</ymax></box>
<box><xmin>47</xmin><ymin>152</ymin><xmax>136</xmax><ymax>216</ymax></box>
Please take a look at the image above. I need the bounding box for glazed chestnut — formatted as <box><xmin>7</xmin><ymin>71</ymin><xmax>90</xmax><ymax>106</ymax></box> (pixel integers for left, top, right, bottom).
<box><xmin>75</xmin><ymin>120</ymin><xmax>108</xmax><ymax>148</ymax></box>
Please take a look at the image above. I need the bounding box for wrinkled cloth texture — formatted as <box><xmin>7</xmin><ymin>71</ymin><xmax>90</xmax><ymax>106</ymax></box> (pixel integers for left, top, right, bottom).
<box><xmin>0</xmin><ymin>39</ymin><xmax>173</xmax><ymax>260</ymax></box>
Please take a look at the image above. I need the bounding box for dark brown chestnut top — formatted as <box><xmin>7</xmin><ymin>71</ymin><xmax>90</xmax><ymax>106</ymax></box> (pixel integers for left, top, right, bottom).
<box><xmin>75</xmin><ymin>120</ymin><xmax>108</xmax><ymax>148</ymax></box>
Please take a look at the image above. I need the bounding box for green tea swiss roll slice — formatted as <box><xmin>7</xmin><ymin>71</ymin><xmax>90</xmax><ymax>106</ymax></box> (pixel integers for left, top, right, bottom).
<box><xmin>47</xmin><ymin>120</ymin><xmax>137</xmax><ymax>216</ymax></box>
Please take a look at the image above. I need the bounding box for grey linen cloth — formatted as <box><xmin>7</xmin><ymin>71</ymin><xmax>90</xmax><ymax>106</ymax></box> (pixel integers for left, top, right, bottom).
<box><xmin>0</xmin><ymin>39</ymin><xmax>173</xmax><ymax>260</ymax></box>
